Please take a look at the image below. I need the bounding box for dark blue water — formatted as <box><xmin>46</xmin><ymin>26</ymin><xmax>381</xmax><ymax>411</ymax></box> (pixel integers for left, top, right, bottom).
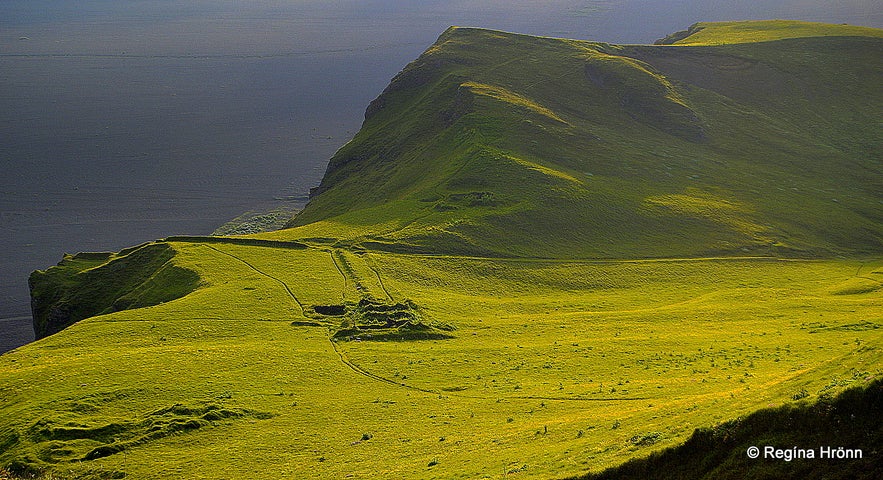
<box><xmin>1</xmin><ymin>0</ymin><xmax>880</xmax><ymax>353</ymax></box>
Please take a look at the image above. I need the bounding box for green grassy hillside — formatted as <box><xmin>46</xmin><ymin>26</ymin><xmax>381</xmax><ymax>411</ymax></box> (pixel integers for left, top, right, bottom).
<box><xmin>656</xmin><ymin>20</ymin><xmax>883</xmax><ymax>45</ymax></box>
<box><xmin>5</xmin><ymin>240</ymin><xmax>883</xmax><ymax>479</ymax></box>
<box><xmin>29</xmin><ymin>243</ymin><xmax>200</xmax><ymax>339</ymax></box>
<box><xmin>280</xmin><ymin>21</ymin><xmax>882</xmax><ymax>259</ymax></box>
<box><xmin>572</xmin><ymin>379</ymin><xmax>883</xmax><ymax>480</ymax></box>
<box><xmin>4</xmin><ymin>20</ymin><xmax>883</xmax><ymax>479</ymax></box>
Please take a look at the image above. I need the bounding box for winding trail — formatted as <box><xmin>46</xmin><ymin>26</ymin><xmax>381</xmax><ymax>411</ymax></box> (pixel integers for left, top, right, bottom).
<box><xmin>202</xmin><ymin>244</ymin><xmax>430</xmax><ymax>394</ymax></box>
<box><xmin>331</xmin><ymin>338</ymin><xmax>646</xmax><ymax>402</ymax></box>
<box><xmin>328</xmin><ymin>340</ymin><xmax>439</xmax><ymax>395</ymax></box>
<box><xmin>328</xmin><ymin>250</ymin><xmax>348</xmax><ymax>302</ymax></box>
<box><xmin>364</xmin><ymin>255</ymin><xmax>395</xmax><ymax>301</ymax></box>
<box><xmin>200</xmin><ymin>243</ymin><xmax>645</xmax><ymax>402</ymax></box>
<box><xmin>202</xmin><ymin>244</ymin><xmax>306</xmax><ymax>316</ymax></box>
<box><xmin>850</xmin><ymin>262</ymin><xmax>883</xmax><ymax>287</ymax></box>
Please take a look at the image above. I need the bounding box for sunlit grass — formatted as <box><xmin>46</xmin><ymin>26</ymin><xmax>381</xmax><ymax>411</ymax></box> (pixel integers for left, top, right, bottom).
<box><xmin>663</xmin><ymin>20</ymin><xmax>883</xmax><ymax>46</ymax></box>
<box><xmin>4</xmin><ymin>19</ymin><xmax>883</xmax><ymax>479</ymax></box>
<box><xmin>3</xmin><ymin>240</ymin><xmax>880</xmax><ymax>478</ymax></box>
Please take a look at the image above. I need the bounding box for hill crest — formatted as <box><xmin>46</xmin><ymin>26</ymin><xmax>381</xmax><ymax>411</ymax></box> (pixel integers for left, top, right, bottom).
<box><xmin>273</xmin><ymin>21</ymin><xmax>882</xmax><ymax>259</ymax></box>
<box><xmin>656</xmin><ymin>19</ymin><xmax>883</xmax><ymax>45</ymax></box>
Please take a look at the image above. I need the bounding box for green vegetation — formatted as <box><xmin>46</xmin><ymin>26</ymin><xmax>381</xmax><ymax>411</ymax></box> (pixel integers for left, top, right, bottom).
<box><xmin>5</xmin><ymin>241</ymin><xmax>882</xmax><ymax>478</ymax></box>
<box><xmin>280</xmin><ymin>21</ymin><xmax>882</xmax><ymax>259</ymax></box>
<box><xmin>3</xmin><ymin>20</ymin><xmax>882</xmax><ymax>479</ymax></box>
<box><xmin>656</xmin><ymin>20</ymin><xmax>883</xmax><ymax>46</ymax></box>
<box><xmin>571</xmin><ymin>379</ymin><xmax>883</xmax><ymax>480</ymax></box>
<box><xmin>29</xmin><ymin>243</ymin><xmax>200</xmax><ymax>338</ymax></box>
<box><xmin>330</xmin><ymin>298</ymin><xmax>455</xmax><ymax>342</ymax></box>
<box><xmin>212</xmin><ymin>206</ymin><xmax>302</xmax><ymax>236</ymax></box>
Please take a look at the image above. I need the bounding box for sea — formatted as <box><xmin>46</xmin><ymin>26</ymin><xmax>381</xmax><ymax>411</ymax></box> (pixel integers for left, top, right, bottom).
<box><xmin>1</xmin><ymin>0</ymin><xmax>880</xmax><ymax>353</ymax></box>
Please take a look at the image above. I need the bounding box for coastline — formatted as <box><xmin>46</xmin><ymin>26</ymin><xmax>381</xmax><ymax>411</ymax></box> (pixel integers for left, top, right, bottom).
<box><xmin>0</xmin><ymin>196</ymin><xmax>311</xmax><ymax>355</ymax></box>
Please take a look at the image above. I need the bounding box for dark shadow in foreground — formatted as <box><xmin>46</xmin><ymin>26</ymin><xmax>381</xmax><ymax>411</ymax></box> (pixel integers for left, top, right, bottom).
<box><xmin>570</xmin><ymin>378</ymin><xmax>882</xmax><ymax>480</ymax></box>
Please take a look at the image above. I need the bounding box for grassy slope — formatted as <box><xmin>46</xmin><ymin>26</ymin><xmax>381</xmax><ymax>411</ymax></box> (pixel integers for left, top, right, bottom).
<box><xmin>656</xmin><ymin>20</ymin><xmax>883</xmax><ymax>45</ymax></box>
<box><xmin>29</xmin><ymin>243</ymin><xmax>200</xmax><ymax>339</ymax></box>
<box><xmin>2</xmin><ymin>21</ymin><xmax>882</xmax><ymax>479</ymax></box>
<box><xmin>2</xmin><ymin>241</ymin><xmax>881</xmax><ymax>479</ymax></box>
<box><xmin>571</xmin><ymin>378</ymin><xmax>883</xmax><ymax>480</ymax></box>
<box><xmin>273</xmin><ymin>21</ymin><xmax>882</xmax><ymax>259</ymax></box>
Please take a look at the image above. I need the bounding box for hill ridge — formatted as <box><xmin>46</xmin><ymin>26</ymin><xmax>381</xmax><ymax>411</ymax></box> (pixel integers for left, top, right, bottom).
<box><xmin>273</xmin><ymin>22</ymin><xmax>882</xmax><ymax>260</ymax></box>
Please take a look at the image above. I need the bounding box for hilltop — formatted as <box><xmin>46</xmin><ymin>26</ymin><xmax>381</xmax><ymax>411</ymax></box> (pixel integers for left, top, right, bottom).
<box><xmin>5</xmin><ymin>21</ymin><xmax>883</xmax><ymax>480</ymax></box>
<box><xmin>656</xmin><ymin>19</ymin><xmax>883</xmax><ymax>45</ymax></box>
<box><xmin>270</xmin><ymin>20</ymin><xmax>882</xmax><ymax>259</ymax></box>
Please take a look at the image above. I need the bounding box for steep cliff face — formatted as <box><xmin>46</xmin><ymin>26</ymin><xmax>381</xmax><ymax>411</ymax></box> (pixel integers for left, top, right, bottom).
<box><xmin>29</xmin><ymin>242</ymin><xmax>199</xmax><ymax>339</ymax></box>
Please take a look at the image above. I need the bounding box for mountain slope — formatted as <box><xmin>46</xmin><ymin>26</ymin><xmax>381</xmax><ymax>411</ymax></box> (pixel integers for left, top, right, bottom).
<box><xmin>276</xmin><ymin>21</ymin><xmax>882</xmax><ymax>259</ymax></box>
<box><xmin>5</xmin><ymin>21</ymin><xmax>883</xmax><ymax>480</ymax></box>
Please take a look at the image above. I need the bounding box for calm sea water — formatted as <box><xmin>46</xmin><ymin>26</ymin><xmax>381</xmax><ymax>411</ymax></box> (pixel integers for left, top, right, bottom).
<box><xmin>1</xmin><ymin>0</ymin><xmax>879</xmax><ymax>353</ymax></box>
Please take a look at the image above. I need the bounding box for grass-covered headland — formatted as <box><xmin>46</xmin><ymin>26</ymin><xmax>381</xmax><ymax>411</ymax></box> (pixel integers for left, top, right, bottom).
<box><xmin>3</xmin><ymin>20</ymin><xmax>882</xmax><ymax>479</ymax></box>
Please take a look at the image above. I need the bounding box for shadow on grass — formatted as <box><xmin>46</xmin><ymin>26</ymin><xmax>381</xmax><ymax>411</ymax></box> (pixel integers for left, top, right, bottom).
<box><xmin>570</xmin><ymin>378</ymin><xmax>883</xmax><ymax>480</ymax></box>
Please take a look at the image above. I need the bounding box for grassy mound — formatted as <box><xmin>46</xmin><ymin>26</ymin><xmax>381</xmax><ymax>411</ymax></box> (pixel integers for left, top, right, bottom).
<box><xmin>29</xmin><ymin>243</ymin><xmax>200</xmax><ymax>339</ymax></box>
<box><xmin>4</xmin><ymin>402</ymin><xmax>271</xmax><ymax>477</ymax></box>
<box><xmin>329</xmin><ymin>298</ymin><xmax>455</xmax><ymax>341</ymax></box>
